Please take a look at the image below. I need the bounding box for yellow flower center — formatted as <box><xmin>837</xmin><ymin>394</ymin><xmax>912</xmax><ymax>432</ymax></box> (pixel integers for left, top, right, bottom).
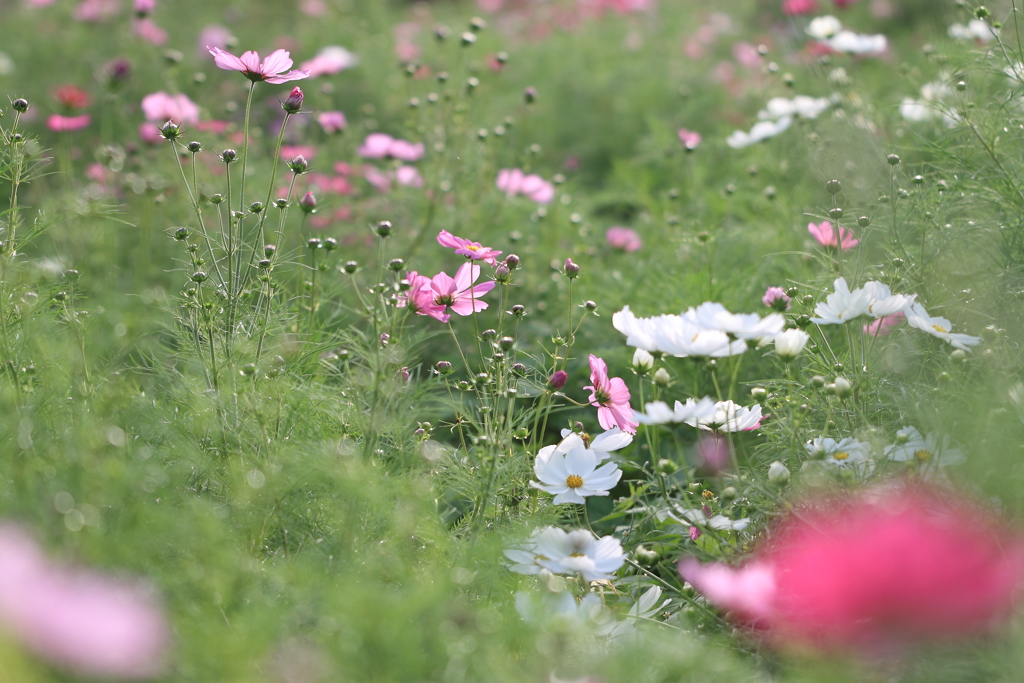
<box><xmin>915</xmin><ymin>449</ymin><xmax>933</xmax><ymax>462</ymax></box>
<box><xmin>832</xmin><ymin>451</ymin><xmax>850</xmax><ymax>461</ymax></box>
<box><xmin>569</xmin><ymin>552</ymin><xmax>586</xmax><ymax>558</ymax></box>
<box><xmin>566</xmin><ymin>474</ymin><xmax>584</xmax><ymax>489</ymax></box>
<box><xmin>466</xmin><ymin>244</ymin><xmax>481</xmax><ymax>251</ymax></box>
<box><xmin>932</xmin><ymin>324</ymin><xmax>948</xmax><ymax>333</ymax></box>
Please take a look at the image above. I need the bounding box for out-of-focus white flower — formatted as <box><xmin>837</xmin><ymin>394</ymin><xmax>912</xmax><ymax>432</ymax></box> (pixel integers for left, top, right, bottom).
<box><xmin>598</xmin><ymin>586</ymin><xmax>672</xmax><ymax>641</ymax></box>
<box><xmin>948</xmin><ymin>19</ymin><xmax>998</xmax><ymax>43</ymax></box>
<box><xmin>726</xmin><ymin>116</ymin><xmax>793</xmax><ymax>149</ymax></box>
<box><xmin>806</xmin><ymin>436</ymin><xmax>874</xmax><ymax>477</ymax></box>
<box><xmin>667</xmin><ymin>505</ymin><xmax>750</xmax><ymax>531</ymax></box>
<box><xmin>768</xmin><ymin>461</ymin><xmax>790</xmax><ymax>484</ymax></box>
<box><xmin>532</xmin><ymin>528</ymin><xmax>626</xmax><ymax>583</ymax></box>
<box><xmin>515</xmin><ymin>590</ymin><xmax>609</xmax><ymax>628</ymax></box>
<box><xmin>862</xmin><ymin>281</ymin><xmax>915</xmax><ymax>317</ymax></box>
<box><xmin>807</xmin><ymin>15</ymin><xmax>842</xmax><ymax>40</ymax></box>
<box><xmin>773</xmin><ymin>329</ymin><xmax>810</xmax><ymax>360</ymax></box>
<box><xmin>683</xmin><ymin>302</ymin><xmax>785</xmax><ymax>341</ymax></box>
<box><xmin>531</xmin><ymin>447</ymin><xmax>622</xmax><ymax>505</ymax></box>
<box><xmin>0</xmin><ymin>52</ymin><xmax>14</xmax><ymax>76</ymax></box>
<box><xmin>685</xmin><ymin>400</ymin><xmax>762</xmax><ymax>432</ymax></box>
<box><xmin>884</xmin><ymin>427</ymin><xmax>966</xmax><ymax>466</ymax></box>
<box><xmin>634</xmin><ymin>397</ymin><xmax>717</xmax><ymax>425</ymax></box>
<box><xmin>904</xmin><ymin>302</ymin><xmax>982</xmax><ymax>351</ymax></box>
<box><xmin>826</xmin><ymin>31</ymin><xmax>887</xmax><ymax>55</ymax></box>
<box><xmin>810</xmin><ymin>277</ymin><xmax>872</xmax><ymax>325</ymax></box>
<box><xmin>504</xmin><ymin>530</ymin><xmax>548</xmax><ymax>576</ymax></box>
<box><xmin>758</xmin><ymin>95</ymin><xmax>834</xmax><ymax>121</ymax></box>
<box><xmin>1006</xmin><ymin>62</ymin><xmax>1024</xmax><ymax>85</ymax></box>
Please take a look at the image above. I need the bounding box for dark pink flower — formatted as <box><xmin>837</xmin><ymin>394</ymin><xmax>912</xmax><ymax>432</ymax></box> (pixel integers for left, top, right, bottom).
<box><xmin>678</xmin><ymin>129</ymin><xmax>702</xmax><ymax>150</ymax></box>
<box><xmin>679</xmin><ymin>483</ymin><xmax>1024</xmax><ymax>650</ymax></box>
<box><xmin>782</xmin><ymin>0</ymin><xmax>818</xmax><ymax>15</ymax></box>
<box><xmin>808</xmin><ymin>221</ymin><xmax>858</xmax><ymax>251</ymax></box>
<box><xmin>863</xmin><ymin>311</ymin><xmax>905</xmax><ymax>337</ymax></box>
<box><xmin>398</xmin><ymin>271</ymin><xmax>449</xmax><ymax>322</ymax></box>
<box><xmin>548</xmin><ymin>370</ymin><xmax>568</xmax><ymax>390</ymax></box>
<box><xmin>605</xmin><ymin>226</ymin><xmax>642</xmax><ymax>252</ymax></box>
<box><xmin>429</xmin><ymin>263</ymin><xmax>496</xmax><ymax>317</ymax></box>
<box><xmin>0</xmin><ymin>524</ymin><xmax>170</xmax><ymax>678</ymax></box>
<box><xmin>52</xmin><ymin>85</ymin><xmax>91</xmax><ymax>110</ymax></box>
<box><xmin>47</xmin><ymin>114</ymin><xmax>91</xmax><ymax>132</ymax></box>
<box><xmin>436</xmin><ymin>230</ymin><xmax>502</xmax><ymax>265</ymax></box>
<box><xmin>762</xmin><ymin>286</ymin><xmax>791</xmax><ymax>311</ymax></box>
<box><xmin>207</xmin><ymin>47</ymin><xmax>309</xmax><ymax>84</ymax></box>
<box><xmin>584</xmin><ymin>355</ymin><xmax>637</xmax><ymax>434</ymax></box>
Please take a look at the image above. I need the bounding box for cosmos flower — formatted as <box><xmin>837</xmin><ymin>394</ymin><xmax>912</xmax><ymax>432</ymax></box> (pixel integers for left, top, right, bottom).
<box><xmin>726</xmin><ymin>117</ymin><xmax>793</xmax><ymax>149</ymax></box>
<box><xmin>358</xmin><ymin>133</ymin><xmax>424</xmax><ymax>161</ymax></box>
<box><xmin>885</xmin><ymin>427</ymin><xmax>966</xmax><ymax>467</ymax></box>
<box><xmin>678</xmin><ymin>128</ymin><xmax>702</xmax><ymax>150</ymax></box>
<box><xmin>805</xmin><ymin>436</ymin><xmax>874</xmax><ymax>477</ymax></box>
<box><xmin>532</xmin><ymin>527</ymin><xmax>626</xmax><ymax>582</ymax></box>
<box><xmin>606</xmin><ymin>226</ymin><xmax>642</xmax><ymax>252</ymax></box>
<box><xmin>810</xmin><ymin>277</ymin><xmax>871</xmax><ymax>325</ymax></box>
<box><xmin>317</xmin><ymin>111</ymin><xmax>347</xmax><ymax>134</ymax></box>
<box><xmin>397</xmin><ymin>271</ymin><xmax>449</xmax><ymax>323</ymax></box>
<box><xmin>762</xmin><ymin>287</ymin><xmax>791</xmax><ymax>311</ymax></box>
<box><xmin>536</xmin><ymin>428</ymin><xmax>633</xmax><ymax>465</ymax></box>
<box><xmin>863</xmin><ymin>312</ymin><xmax>905</xmax><ymax>336</ymax></box>
<box><xmin>634</xmin><ymin>397</ymin><xmax>717</xmax><ymax>425</ymax></box>
<box><xmin>141</xmin><ymin>91</ymin><xmax>200</xmax><ymax>126</ymax></box>
<box><xmin>300</xmin><ymin>46</ymin><xmax>359</xmax><ymax>78</ymax></box>
<box><xmin>685</xmin><ymin>400</ymin><xmax>762</xmax><ymax>432</ymax></box>
<box><xmin>773</xmin><ymin>329</ymin><xmax>810</xmax><ymax>361</ymax></box>
<box><xmin>428</xmin><ymin>263</ymin><xmax>496</xmax><ymax>317</ymax></box>
<box><xmin>531</xmin><ymin>446</ymin><xmax>622</xmax><ymax>505</ymax></box>
<box><xmin>436</xmin><ymin>230</ymin><xmax>502</xmax><ymax>265</ymax></box>
<box><xmin>585</xmin><ymin>355</ymin><xmax>638</xmax><ymax>434</ymax></box>
<box><xmin>808</xmin><ymin>221</ymin><xmax>858</xmax><ymax>250</ymax></box>
<box><xmin>47</xmin><ymin>114</ymin><xmax>91</xmax><ymax>132</ymax></box>
<box><xmin>496</xmin><ymin>169</ymin><xmax>555</xmax><ymax>204</ymax></box>
<box><xmin>206</xmin><ymin>47</ymin><xmax>309</xmax><ymax>84</ymax></box>
<box><xmin>904</xmin><ymin>302</ymin><xmax>982</xmax><ymax>351</ymax></box>
<box><xmin>683</xmin><ymin>302</ymin><xmax>785</xmax><ymax>341</ymax></box>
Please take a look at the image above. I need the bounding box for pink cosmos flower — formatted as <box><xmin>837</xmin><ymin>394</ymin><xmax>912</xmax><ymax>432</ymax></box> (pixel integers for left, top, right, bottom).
<box><xmin>398</xmin><ymin>271</ymin><xmax>450</xmax><ymax>322</ymax></box>
<box><xmin>138</xmin><ymin>123</ymin><xmax>163</xmax><ymax>144</ymax></box>
<box><xmin>0</xmin><ymin>524</ymin><xmax>170</xmax><ymax>678</ymax></box>
<box><xmin>300</xmin><ymin>46</ymin><xmax>358</xmax><ymax>78</ymax></box>
<box><xmin>781</xmin><ymin>0</ymin><xmax>818</xmax><ymax>15</ymax></box>
<box><xmin>300</xmin><ymin>0</ymin><xmax>327</xmax><ymax>16</ymax></box>
<box><xmin>437</xmin><ymin>230</ymin><xmax>502</xmax><ymax>265</ymax></box>
<box><xmin>584</xmin><ymin>355</ymin><xmax>638</xmax><ymax>434</ymax></box>
<box><xmin>197</xmin><ymin>25</ymin><xmax>231</xmax><ymax>57</ymax></box>
<box><xmin>606</xmin><ymin>226</ymin><xmax>642</xmax><ymax>252</ymax></box>
<box><xmin>363</xmin><ymin>166</ymin><xmax>392</xmax><ymax>193</ymax></box>
<box><xmin>73</xmin><ymin>0</ymin><xmax>119</xmax><ymax>22</ymax></box>
<box><xmin>808</xmin><ymin>221</ymin><xmax>858</xmax><ymax>251</ymax></box>
<box><xmin>428</xmin><ymin>263</ymin><xmax>496</xmax><ymax>318</ymax></box>
<box><xmin>280</xmin><ymin>145</ymin><xmax>317</xmax><ymax>161</ymax></box>
<box><xmin>357</xmin><ymin>133</ymin><xmax>425</xmax><ymax>161</ymax></box>
<box><xmin>317</xmin><ymin>111</ymin><xmax>347</xmax><ymax>134</ymax></box>
<box><xmin>496</xmin><ymin>168</ymin><xmax>555</xmax><ymax>204</ymax></box>
<box><xmin>762</xmin><ymin>286</ymin><xmax>791</xmax><ymax>311</ymax></box>
<box><xmin>133</xmin><ymin>18</ymin><xmax>168</xmax><ymax>45</ymax></box>
<box><xmin>733</xmin><ymin>42</ymin><xmax>763</xmax><ymax>69</ymax></box>
<box><xmin>833</xmin><ymin>0</ymin><xmax>859</xmax><ymax>6</ymax></box>
<box><xmin>27</xmin><ymin>0</ymin><xmax>57</xmax><ymax>7</ymax></box>
<box><xmin>863</xmin><ymin>311</ymin><xmax>905</xmax><ymax>337</ymax></box>
<box><xmin>678</xmin><ymin>129</ymin><xmax>701</xmax><ymax>150</ymax></box>
<box><xmin>206</xmin><ymin>47</ymin><xmax>309</xmax><ymax>84</ymax></box>
<box><xmin>141</xmin><ymin>92</ymin><xmax>200</xmax><ymax>126</ymax></box>
<box><xmin>47</xmin><ymin>114</ymin><xmax>91</xmax><ymax>132</ymax></box>
<box><xmin>680</xmin><ymin>482</ymin><xmax>1024</xmax><ymax>651</ymax></box>
<box><xmin>395</xmin><ymin>165</ymin><xmax>424</xmax><ymax>188</ymax></box>
<box><xmin>134</xmin><ymin>0</ymin><xmax>155</xmax><ymax>14</ymax></box>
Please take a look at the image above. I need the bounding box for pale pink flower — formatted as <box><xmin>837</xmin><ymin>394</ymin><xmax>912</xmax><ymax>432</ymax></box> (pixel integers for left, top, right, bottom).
<box><xmin>863</xmin><ymin>311</ymin><xmax>905</xmax><ymax>336</ymax></box>
<box><xmin>133</xmin><ymin>0</ymin><xmax>155</xmax><ymax>12</ymax></box>
<box><xmin>132</xmin><ymin>18</ymin><xmax>168</xmax><ymax>45</ymax></box>
<box><xmin>300</xmin><ymin>0</ymin><xmax>327</xmax><ymax>16</ymax></box>
<box><xmin>0</xmin><ymin>524</ymin><xmax>170</xmax><ymax>678</ymax></box>
<box><xmin>428</xmin><ymin>263</ymin><xmax>496</xmax><ymax>317</ymax></box>
<box><xmin>678</xmin><ymin>129</ymin><xmax>701</xmax><ymax>150</ymax></box>
<box><xmin>680</xmin><ymin>482</ymin><xmax>1024</xmax><ymax>650</ymax></box>
<box><xmin>395</xmin><ymin>165</ymin><xmax>423</xmax><ymax>188</ymax></box>
<box><xmin>197</xmin><ymin>25</ymin><xmax>231</xmax><ymax>57</ymax></box>
<box><xmin>584</xmin><ymin>355</ymin><xmax>638</xmax><ymax>434</ymax></box>
<box><xmin>300</xmin><ymin>46</ymin><xmax>358</xmax><ymax>78</ymax></box>
<box><xmin>141</xmin><ymin>92</ymin><xmax>200</xmax><ymax>126</ymax></box>
<box><xmin>762</xmin><ymin>286</ymin><xmax>792</xmax><ymax>311</ymax></box>
<box><xmin>73</xmin><ymin>0</ymin><xmax>119</xmax><ymax>22</ymax></box>
<box><xmin>733</xmin><ymin>42</ymin><xmax>763</xmax><ymax>68</ymax></box>
<box><xmin>437</xmin><ymin>230</ymin><xmax>502</xmax><ymax>265</ymax></box>
<box><xmin>26</xmin><ymin>0</ymin><xmax>57</xmax><ymax>7</ymax></box>
<box><xmin>280</xmin><ymin>145</ymin><xmax>317</xmax><ymax>160</ymax></box>
<box><xmin>398</xmin><ymin>271</ymin><xmax>449</xmax><ymax>322</ymax></box>
<box><xmin>357</xmin><ymin>133</ymin><xmax>424</xmax><ymax>161</ymax></box>
<box><xmin>496</xmin><ymin>169</ymin><xmax>555</xmax><ymax>204</ymax></box>
<box><xmin>47</xmin><ymin>114</ymin><xmax>91</xmax><ymax>132</ymax></box>
<box><xmin>138</xmin><ymin>122</ymin><xmax>163</xmax><ymax>144</ymax></box>
<box><xmin>363</xmin><ymin>166</ymin><xmax>392</xmax><ymax>193</ymax></box>
<box><xmin>206</xmin><ymin>47</ymin><xmax>309</xmax><ymax>84</ymax></box>
<box><xmin>477</xmin><ymin>0</ymin><xmax>504</xmax><ymax>11</ymax></box>
<box><xmin>782</xmin><ymin>0</ymin><xmax>818</xmax><ymax>15</ymax></box>
<box><xmin>389</xmin><ymin>139</ymin><xmax>425</xmax><ymax>162</ymax></box>
<box><xmin>317</xmin><ymin>111</ymin><xmax>347</xmax><ymax>134</ymax></box>
<box><xmin>808</xmin><ymin>221</ymin><xmax>858</xmax><ymax>251</ymax></box>
<box><xmin>605</xmin><ymin>226</ymin><xmax>642</xmax><ymax>252</ymax></box>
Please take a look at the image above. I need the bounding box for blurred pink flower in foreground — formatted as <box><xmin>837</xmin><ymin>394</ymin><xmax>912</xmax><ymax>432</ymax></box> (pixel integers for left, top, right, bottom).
<box><xmin>863</xmin><ymin>311</ymin><xmax>905</xmax><ymax>336</ymax></box>
<box><xmin>0</xmin><ymin>524</ymin><xmax>169</xmax><ymax>678</ymax></box>
<box><xmin>197</xmin><ymin>25</ymin><xmax>231</xmax><ymax>57</ymax></box>
<box><xmin>605</xmin><ymin>226</ymin><xmax>642</xmax><ymax>252</ymax></box>
<box><xmin>317</xmin><ymin>111</ymin><xmax>347</xmax><ymax>134</ymax></box>
<box><xmin>207</xmin><ymin>48</ymin><xmax>309</xmax><ymax>84</ymax></box>
<box><xmin>679</xmin><ymin>483</ymin><xmax>1024</xmax><ymax>651</ymax></box>
<box><xmin>141</xmin><ymin>91</ymin><xmax>200</xmax><ymax>126</ymax></box>
<box><xmin>496</xmin><ymin>168</ymin><xmax>555</xmax><ymax>204</ymax></box>
<box><xmin>585</xmin><ymin>355</ymin><xmax>638</xmax><ymax>434</ymax></box>
<box><xmin>358</xmin><ymin>133</ymin><xmax>424</xmax><ymax>161</ymax></box>
<box><xmin>73</xmin><ymin>0</ymin><xmax>119</xmax><ymax>22</ymax></box>
<box><xmin>677</xmin><ymin>129</ymin><xmax>701</xmax><ymax>150</ymax></box>
<box><xmin>396</xmin><ymin>165</ymin><xmax>423</xmax><ymax>188</ymax></box>
<box><xmin>781</xmin><ymin>0</ymin><xmax>819</xmax><ymax>15</ymax></box>
<box><xmin>437</xmin><ymin>230</ymin><xmax>502</xmax><ymax>265</ymax></box>
<box><xmin>808</xmin><ymin>221</ymin><xmax>858</xmax><ymax>251</ymax></box>
<box><xmin>47</xmin><ymin>114</ymin><xmax>91</xmax><ymax>132</ymax></box>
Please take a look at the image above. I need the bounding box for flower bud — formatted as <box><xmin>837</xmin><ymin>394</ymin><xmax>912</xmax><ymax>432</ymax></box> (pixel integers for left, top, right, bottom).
<box><xmin>388</xmin><ymin>258</ymin><xmax>404</xmax><ymax>272</ymax></box>
<box><xmin>810</xmin><ymin>375</ymin><xmax>826</xmax><ymax>388</ymax></box>
<box><xmin>258</xmin><ymin>259</ymin><xmax>272</xmax><ymax>269</ymax></box>
<box><xmin>635</xmin><ymin>545</ymin><xmax>659</xmax><ymax>565</ymax></box>
<box><xmin>511</xmin><ymin>304</ymin><xmax>526</xmax><ymax>317</ymax></box>
<box><xmin>461</xmin><ymin>31</ymin><xmax>477</xmax><ymax>46</ymax></box>
<box><xmin>511</xmin><ymin>362</ymin><xmax>527</xmax><ymax>377</ymax></box>
<box><xmin>762</xmin><ymin>286</ymin><xmax>791</xmax><ymax>312</ymax></box>
<box><xmin>523</xmin><ymin>86</ymin><xmax>537</xmax><ymax>104</ymax></box>
<box><xmin>653</xmin><ymin>368</ymin><xmax>671</xmax><ymax>386</ymax></box>
<box><xmin>548</xmin><ymin>370</ymin><xmax>568</xmax><ymax>390</ymax></box>
<box><xmin>774</xmin><ymin>328</ymin><xmax>810</xmax><ymax>361</ymax></box>
<box><xmin>289</xmin><ymin>155</ymin><xmax>309</xmax><ymax>174</ymax></box>
<box><xmin>480</xmin><ymin>329</ymin><xmax>497</xmax><ymax>341</ymax></box>
<box><xmin>828</xmin><ymin>207</ymin><xmax>843</xmax><ymax>220</ymax></box>
<box><xmin>160</xmin><ymin>121</ymin><xmax>180</xmax><ymax>140</ymax></box>
<box><xmin>263</xmin><ymin>244</ymin><xmax>277</xmax><ymax>258</ymax></box>
<box><xmin>494</xmin><ymin>263</ymin><xmax>511</xmax><ymax>283</ymax></box>
<box><xmin>825</xmin><ymin>179</ymin><xmax>842</xmax><ymax>194</ymax></box>
<box><xmin>12</xmin><ymin>98</ymin><xmax>29</xmax><ymax>113</ymax></box>
<box><xmin>250</xmin><ymin>202</ymin><xmax>264</xmax><ymax>214</ymax></box>
<box><xmin>220</xmin><ymin>149</ymin><xmax>237</xmax><ymax>163</ymax></box>
<box><xmin>282</xmin><ymin>86</ymin><xmax>304</xmax><ymax>114</ymax></box>
<box><xmin>886</xmin><ymin>154</ymin><xmax>900</xmax><ymax>165</ymax></box>
<box><xmin>323</xmin><ymin>238</ymin><xmax>337</xmax><ymax>251</ymax></box>
<box><xmin>834</xmin><ymin>376</ymin><xmax>853</xmax><ymax>398</ymax></box>
<box><xmin>499</xmin><ymin>336</ymin><xmax>515</xmax><ymax>351</ymax></box>
<box><xmin>191</xmin><ymin>271</ymin><xmax>208</xmax><ymax>283</ymax></box>
<box><xmin>173</xmin><ymin>227</ymin><xmax>190</xmax><ymax>241</ymax></box>
<box><xmin>307</xmin><ymin>238</ymin><xmax>322</xmax><ymax>249</ymax></box>
<box><xmin>187</xmin><ymin>141</ymin><xmax>202</xmax><ymax>153</ymax></box>
<box><xmin>505</xmin><ymin>253</ymin><xmax>520</xmax><ymax>269</ymax></box>
<box><xmin>657</xmin><ymin>459</ymin><xmax>677</xmax><ymax>475</ymax></box>
<box><xmin>563</xmin><ymin>258</ymin><xmax>579</xmax><ymax>279</ymax></box>
<box><xmin>633</xmin><ymin>348</ymin><xmax>654</xmax><ymax>373</ymax></box>
<box><xmin>768</xmin><ymin>461</ymin><xmax>790</xmax><ymax>485</ymax></box>
<box><xmin>299</xmin><ymin>191</ymin><xmax>317</xmax><ymax>214</ymax></box>
<box><xmin>750</xmin><ymin>387</ymin><xmax>768</xmax><ymax>401</ymax></box>
<box><xmin>274</xmin><ymin>198</ymin><xmax>288</xmax><ymax>209</ymax></box>
<box><xmin>858</xmin><ymin>215</ymin><xmax>871</xmax><ymax>227</ymax></box>
<box><xmin>721</xmin><ymin>486</ymin><xmax>737</xmax><ymax>500</ymax></box>
<box><xmin>343</xmin><ymin>261</ymin><xmax>358</xmax><ymax>274</ymax></box>
<box><xmin>435</xmin><ymin>360</ymin><xmax>454</xmax><ymax>375</ymax></box>
<box><xmin>584</xmin><ymin>300</ymin><xmax>597</xmax><ymax>311</ymax></box>
<box><xmin>950</xmin><ymin>349</ymin><xmax>967</xmax><ymax>363</ymax></box>
<box><xmin>376</xmin><ymin>220</ymin><xmax>393</xmax><ymax>238</ymax></box>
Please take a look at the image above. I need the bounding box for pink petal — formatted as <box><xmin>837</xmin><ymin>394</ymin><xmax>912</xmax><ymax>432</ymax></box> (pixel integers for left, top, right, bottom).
<box><xmin>430</xmin><ymin>271</ymin><xmax>456</xmax><ymax>298</ymax></box>
<box><xmin>260</xmin><ymin>49</ymin><xmax>293</xmax><ymax>75</ymax></box>
<box><xmin>265</xmin><ymin>69</ymin><xmax>310</xmax><ymax>84</ymax></box>
<box><xmin>678</xmin><ymin>559</ymin><xmax>777</xmax><ymax>621</ymax></box>
<box><xmin>453</xmin><ymin>262</ymin><xmax>480</xmax><ymax>292</ymax></box>
<box><xmin>437</xmin><ymin>230</ymin><xmax>466</xmax><ymax>249</ymax></box>
<box><xmin>208</xmin><ymin>47</ymin><xmax>247</xmax><ymax>71</ymax></box>
<box><xmin>238</xmin><ymin>50</ymin><xmax>262</xmax><ymax>72</ymax></box>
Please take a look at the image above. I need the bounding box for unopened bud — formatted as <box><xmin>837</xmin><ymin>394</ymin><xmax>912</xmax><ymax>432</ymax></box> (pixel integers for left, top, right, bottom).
<box><xmin>810</xmin><ymin>375</ymin><xmax>826</xmax><ymax>389</ymax></box>
<box><xmin>187</xmin><ymin>141</ymin><xmax>202</xmax><ymax>153</ymax></box>
<box><xmin>825</xmin><ymin>179</ymin><xmax>842</xmax><ymax>194</ymax></box>
<box><xmin>886</xmin><ymin>154</ymin><xmax>900</xmax><ymax>165</ymax></box>
<box><xmin>653</xmin><ymin>368</ymin><xmax>671</xmax><ymax>386</ymax></box>
<box><xmin>523</xmin><ymin>86</ymin><xmax>537</xmax><ymax>104</ymax></box>
<box><xmin>633</xmin><ymin>348</ymin><xmax>654</xmax><ymax>373</ymax></box>
<box><xmin>828</xmin><ymin>207</ymin><xmax>843</xmax><ymax>220</ymax></box>
<box><xmin>173</xmin><ymin>227</ymin><xmax>190</xmax><ymax>241</ymax></box>
<box><xmin>289</xmin><ymin>155</ymin><xmax>309</xmax><ymax>174</ymax></box>
<box><xmin>160</xmin><ymin>121</ymin><xmax>180</xmax><ymax>140</ymax></box>
<box><xmin>721</xmin><ymin>486</ymin><xmax>737</xmax><ymax>500</ymax></box>
<box><xmin>750</xmin><ymin>387</ymin><xmax>768</xmax><ymax>401</ymax></box>
<box><xmin>343</xmin><ymin>261</ymin><xmax>358</xmax><ymax>274</ymax></box>
<box><xmin>282</xmin><ymin>86</ymin><xmax>304</xmax><ymax>114</ymax></box>
<box><xmin>858</xmin><ymin>215</ymin><xmax>871</xmax><ymax>227</ymax></box>
<box><xmin>264</xmin><ymin>244</ymin><xmax>277</xmax><ymax>257</ymax></box>
<box><xmin>511</xmin><ymin>362</ymin><xmax>527</xmax><ymax>377</ymax></box>
<box><xmin>563</xmin><ymin>258</ymin><xmax>579</xmax><ymax>279</ymax></box>
<box><xmin>299</xmin><ymin>191</ymin><xmax>317</xmax><ymax>214</ymax></box>
<box><xmin>435</xmin><ymin>360</ymin><xmax>454</xmax><ymax>375</ymax></box>
<box><xmin>249</xmin><ymin>202</ymin><xmax>264</xmax><ymax>214</ymax></box>
<box><xmin>220</xmin><ymin>149</ymin><xmax>237</xmax><ymax>163</ymax></box>
<box><xmin>657</xmin><ymin>459</ymin><xmax>677</xmax><ymax>475</ymax></box>
<box><xmin>833</xmin><ymin>376</ymin><xmax>853</xmax><ymax>397</ymax></box>
<box><xmin>635</xmin><ymin>545</ymin><xmax>658</xmax><ymax>565</ymax></box>
<box><xmin>274</xmin><ymin>198</ymin><xmax>288</xmax><ymax>209</ymax></box>
<box><xmin>376</xmin><ymin>220</ymin><xmax>393</xmax><ymax>238</ymax></box>
<box><xmin>461</xmin><ymin>31</ymin><xmax>477</xmax><ymax>46</ymax></box>
<box><xmin>511</xmin><ymin>304</ymin><xmax>525</xmax><ymax>317</ymax></box>
<box><xmin>307</xmin><ymin>238</ymin><xmax>322</xmax><ymax>249</ymax></box>
<box><xmin>494</xmin><ymin>263</ymin><xmax>511</xmax><ymax>283</ymax></box>
<box><xmin>388</xmin><ymin>258</ymin><xmax>404</xmax><ymax>272</ymax></box>
<box><xmin>548</xmin><ymin>370</ymin><xmax>568</xmax><ymax>390</ymax></box>
<box><xmin>505</xmin><ymin>253</ymin><xmax>520</xmax><ymax>269</ymax></box>
<box><xmin>584</xmin><ymin>300</ymin><xmax>597</xmax><ymax>311</ymax></box>
<box><xmin>768</xmin><ymin>461</ymin><xmax>790</xmax><ymax>485</ymax></box>
<box><xmin>12</xmin><ymin>98</ymin><xmax>29</xmax><ymax>113</ymax></box>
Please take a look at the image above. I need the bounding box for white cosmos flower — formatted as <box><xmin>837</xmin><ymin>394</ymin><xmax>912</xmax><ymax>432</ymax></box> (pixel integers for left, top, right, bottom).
<box><xmin>666</xmin><ymin>504</ymin><xmax>750</xmax><ymax>531</ymax></box>
<box><xmin>726</xmin><ymin>116</ymin><xmax>793</xmax><ymax>149</ymax></box>
<box><xmin>773</xmin><ymin>328</ymin><xmax>810</xmax><ymax>360</ymax></box>
<box><xmin>904</xmin><ymin>302</ymin><xmax>982</xmax><ymax>351</ymax></box>
<box><xmin>807</xmin><ymin>15</ymin><xmax>842</xmax><ymax>40</ymax></box>
<box><xmin>685</xmin><ymin>400</ymin><xmax>762</xmax><ymax>432</ymax></box>
<box><xmin>949</xmin><ymin>19</ymin><xmax>998</xmax><ymax>42</ymax></box>
<box><xmin>826</xmin><ymin>30</ymin><xmax>887</xmax><ymax>55</ymax></box>
<box><xmin>612</xmin><ymin>306</ymin><xmax>670</xmax><ymax>352</ymax></box>
<box><xmin>537</xmin><ymin>427</ymin><xmax>633</xmax><ymax>465</ymax></box>
<box><xmin>862</xmin><ymin>281</ymin><xmax>915</xmax><ymax>317</ymax></box>
<box><xmin>758</xmin><ymin>95</ymin><xmax>833</xmax><ymax>121</ymax></box>
<box><xmin>806</xmin><ymin>436</ymin><xmax>874</xmax><ymax>477</ymax></box>
<box><xmin>1006</xmin><ymin>62</ymin><xmax>1024</xmax><ymax>85</ymax></box>
<box><xmin>810</xmin><ymin>277</ymin><xmax>872</xmax><ymax>325</ymax></box>
<box><xmin>884</xmin><ymin>427</ymin><xmax>966</xmax><ymax>466</ymax></box>
<box><xmin>683</xmin><ymin>302</ymin><xmax>785</xmax><ymax>341</ymax></box>
<box><xmin>531</xmin><ymin>447</ymin><xmax>622</xmax><ymax>505</ymax></box>
<box><xmin>634</xmin><ymin>397</ymin><xmax>717</xmax><ymax>425</ymax></box>
<box><xmin>632</xmin><ymin>348</ymin><xmax>654</xmax><ymax>372</ymax></box>
<box><xmin>613</xmin><ymin>307</ymin><xmax>745</xmax><ymax>357</ymax></box>
<box><xmin>515</xmin><ymin>591</ymin><xmax>608</xmax><ymax>628</ymax></box>
<box><xmin>533</xmin><ymin>528</ymin><xmax>626</xmax><ymax>582</ymax></box>
<box><xmin>598</xmin><ymin>586</ymin><xmax>673</xmax><ymax>641</ymax></box>
<box><xmin>504</xmin><ymin>529</ymin><xmax>548</xmax><ymax>576</ymax></box>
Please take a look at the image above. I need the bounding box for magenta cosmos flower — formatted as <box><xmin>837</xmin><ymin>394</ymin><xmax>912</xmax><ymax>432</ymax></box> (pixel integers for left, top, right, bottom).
<box><xmin>781</xmin><ymin>0</ymin><xmax>819</xmax><ymax>15</ymax></box>
<box><xmin>317</xmin><ymin>111</ymin><xmax>347</xmax><ymax>135</ymax></box>
<box><xmin>437</xmin><ymin>230</ymin><xmax>502</xmax><ymax>265</ymax></box>
<box><xmin>428</xmin><ymin>263</ymin><xmax>495</xmax><ymax>317</ymax></box>
<box><xmin>605</xmin><ymin>226</ymin><xmax>642</xmax><ymax>252</ymax></box>
<box><xmin>808</xmin><ymin>221</ymin><xmax>858</xmax><ymax>251</ymax></box>
<box><xmin>207</xmin><ymin>47</ymin><xmax>309</xmax><ymax>83</ymax></box>
<box><xmin>584</xmin><ymin>355</ymin><xmax>638</xmax><ymax>434</ymax></box>
<box><xmin>398</xmin><ymin>271</ymin><xmax>450</xmax><ymax>322</ymax></box>
<box><xmin>496</xmin><ymin>169</ymin><xmax>555</xmax><ymax>204</ymax></box>
<box><xmin>679</xmin><ymin>481</ymin><xmax>1024</xmax><ymax>652</ymax></box>
<box><xmin>762</xmin><ymin>286</ymin><xmax>791</xmax><ymax>311</ymax></box>
<box><xmin>0</xmin><ymin>524</ymin><xmax>170</xmax><ymax>679</ymax></box>
<box><xmin>357</xmin><ymin>133</ymin><xmax>424</xmax><ymax>162</ymax></box>
<box><xmin>47</xmin><ymin>114</ymin><xmax>91</xmax><ymax>132</ymax></box>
